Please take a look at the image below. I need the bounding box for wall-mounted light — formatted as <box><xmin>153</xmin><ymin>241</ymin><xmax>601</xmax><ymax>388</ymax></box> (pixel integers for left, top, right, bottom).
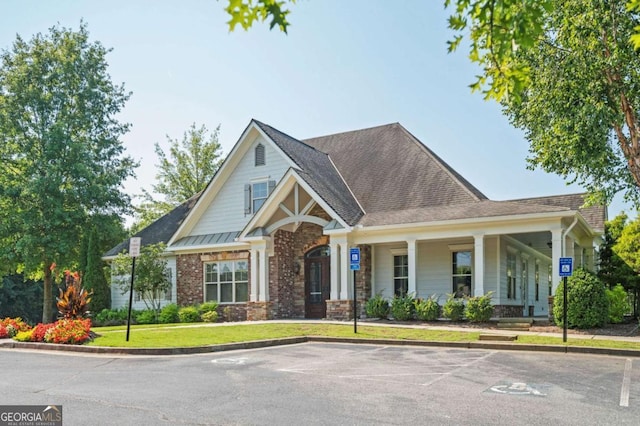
<box><xmin>547</xmin><ymin>242</ymin><xmax>553</xmax><ymax>249</ymax></box>
<box><xmin>293</xmin><ymin>261</ymin><xmax>300</xmax><ymax>275</ymax></box>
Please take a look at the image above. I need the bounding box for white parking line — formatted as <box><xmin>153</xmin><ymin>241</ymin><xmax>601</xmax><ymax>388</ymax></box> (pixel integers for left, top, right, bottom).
<box><xmin>620</xmin><ymin>358</ymin><xmax>632</xmax><ymax>407</ymax></box>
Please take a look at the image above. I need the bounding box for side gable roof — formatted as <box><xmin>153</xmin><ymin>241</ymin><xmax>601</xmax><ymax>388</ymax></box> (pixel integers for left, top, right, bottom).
<box><xmin>103</xmin><ymin>194</ymin><xmax>199</xmax><ymax>258</ymax></box>
<box><xmin>253</xmin><ymin>120</ymin><xmax>364</xmax><ymax>226</ymax></box>
<box><xmin>506</xmin><ymin>193</ymin><xmax>606</xmax><ymax>232</ymax></box>
<box><xmin>303</xmin><ymin>123</ymin><xmax>487</xmax><ymax>214</ymax></box>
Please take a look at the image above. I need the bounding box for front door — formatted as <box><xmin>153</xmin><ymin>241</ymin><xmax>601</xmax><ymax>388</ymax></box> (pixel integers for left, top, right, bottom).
<box><xmin>305</xmin><ymin>246</ymin><xmax>331</xmax><ymax>318</ymax></box>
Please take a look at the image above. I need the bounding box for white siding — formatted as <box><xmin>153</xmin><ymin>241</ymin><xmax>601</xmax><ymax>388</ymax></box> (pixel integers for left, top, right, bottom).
<box><xmin>110</xmin><ymin>256</ymin><xmax>177</xmax><ymax>310</ymax></box>
<box><xmin>190</xmin><ymin>137</ymin><xmax>291</xmax><ymax>236</ymax></box>
<box><xmin>373</xmin><ymin>239</ymin><xmax>499</xmax><ymax>305</ymax></box>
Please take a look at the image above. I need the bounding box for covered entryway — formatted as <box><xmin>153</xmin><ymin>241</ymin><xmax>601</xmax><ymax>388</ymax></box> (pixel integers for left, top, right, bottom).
<box><xmin>305</xmin><ymin>245</ymin><xmax>331</xmax><ymax>318</ymax></box>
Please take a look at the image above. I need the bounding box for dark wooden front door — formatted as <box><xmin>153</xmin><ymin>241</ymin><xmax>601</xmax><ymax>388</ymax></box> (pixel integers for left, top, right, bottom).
<box><xmin>305</xmin><ymin>246</ymin><xmax>331</xmax><ymax>318</ymax></box>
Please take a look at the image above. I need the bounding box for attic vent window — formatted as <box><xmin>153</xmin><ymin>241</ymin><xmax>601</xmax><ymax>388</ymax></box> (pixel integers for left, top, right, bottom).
<box><xmin>255</xmin><ymin>143</ymin><xmax>265</xmax><ymax>166</ymax></box>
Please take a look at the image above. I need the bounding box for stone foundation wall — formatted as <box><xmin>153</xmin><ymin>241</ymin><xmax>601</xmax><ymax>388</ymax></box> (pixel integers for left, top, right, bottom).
<box><xmin>218</xmin><ymin>303</ymin><xmax>248</xmax><ymax>322</ymax></box>
<box><xmin>327</xmin><ymin>299</ymin><xmax>354</xmax><ymax>320</ymax></box>
<box><xmin>493</xmin><ymin>305</ymin><xmax>524</xmax><ymax>318</ymax></box>
<box><xmin>246</xmin><ymin>301</ymin><xmax>272</xmax><ymax>321</ymax></box>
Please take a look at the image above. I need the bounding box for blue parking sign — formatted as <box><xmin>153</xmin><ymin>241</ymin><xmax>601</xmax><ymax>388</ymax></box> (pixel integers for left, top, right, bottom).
<box><xmin>350</xmin><ymin>247</ymin><xmax>360</xmax><ymax>270</ymax></box>
<box><xmin>559</xmin><ymin>257</ymin><xmax>573</xmax><ymax>277</ymax></box>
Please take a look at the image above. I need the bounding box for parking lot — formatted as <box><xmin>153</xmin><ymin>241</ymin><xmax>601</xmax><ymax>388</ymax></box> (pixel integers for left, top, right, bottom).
<box><xmin>1</xmin><ymin>342</ymin><xmax>639</xmax><ymax>425</ymax></box>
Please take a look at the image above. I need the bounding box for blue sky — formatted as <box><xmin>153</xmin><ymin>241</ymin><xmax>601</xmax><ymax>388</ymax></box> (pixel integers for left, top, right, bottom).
<box><xmin>1</xmin><ymin>0</ymin><xmax>633</xmax><ymax>221</ymax></box>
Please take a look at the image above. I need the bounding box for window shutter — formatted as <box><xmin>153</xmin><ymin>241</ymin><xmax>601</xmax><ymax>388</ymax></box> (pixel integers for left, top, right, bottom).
<box><xmin>268</xmin><ymin>180</ymin><xmax>276</xmax><ymax>195</ymax></box>
<box><xmin>244</xmin><ymin>184</ymin><xmax>251</xmax><ymax>215</ymax></box>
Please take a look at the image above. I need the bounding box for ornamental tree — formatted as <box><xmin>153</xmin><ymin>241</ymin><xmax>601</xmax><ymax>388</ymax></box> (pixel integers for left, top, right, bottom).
<box><xmin>446</xmin><ymin>0</ymin><xmax>640</xmax><ymax>207</ymax></box>
<box><xmin>0</xmin><ymin>23</ymin><xmax>137</xmax><ymax>322</ymax></box>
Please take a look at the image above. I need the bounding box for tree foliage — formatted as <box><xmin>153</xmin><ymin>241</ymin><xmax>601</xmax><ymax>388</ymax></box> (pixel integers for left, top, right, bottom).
<box><xmin>132</xmin><ymin>123</ymin><xmax>223</xmax><ymax>233</ymax></box>
<box><xmin>447</xmin><ymin>1</ymin><xmax>640</xmax><ymax>206</ymax></box>
<box><xmin>111</xmin><ymin>243</ymin><xmax>171</xmax><ymax>314</ymax></box>
<box><xmin>224</xmin><ymin>0</ymin><xmax>296</xmax><ymax>33</ymax></box>
<box><xmin>599</xmin><ymin>213</ymin><xmax>639</xmax><ymax>290</ymax></box>
<box><xmin>0</xmin><ymin>23</ymin><xmax>137</xmax><ymax>322</ymax></box>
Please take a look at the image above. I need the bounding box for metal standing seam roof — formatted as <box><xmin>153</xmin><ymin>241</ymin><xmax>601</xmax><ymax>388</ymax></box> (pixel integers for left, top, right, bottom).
<box><xmin>170</xmin><ymin>231</ymin><xmax>241</xmax><ymax>248</ymax></box>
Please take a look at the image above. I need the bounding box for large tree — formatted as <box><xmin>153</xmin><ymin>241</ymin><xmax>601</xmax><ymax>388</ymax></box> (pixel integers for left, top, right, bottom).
<box><xmin>132</xmin><ymin>123</ymin><xmax>223</xmax><ymax>232</ymax></box>
<box><xmin>446</xmin><ymin>0</ymin><xmax>640</xmax><ymax>207</ymax></box>
<box><xmin>613</xmin><ymin>214</ymin><xmax>640</xmax><ymax>315</ymax></box>
<box><xmin>0</xmin><ymin>23</ymin><xmax>137</xmax><ymax>322</ymax></box>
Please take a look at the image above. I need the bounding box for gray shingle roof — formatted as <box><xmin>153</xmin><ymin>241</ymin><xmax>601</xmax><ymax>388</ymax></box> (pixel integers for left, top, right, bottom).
<box><xmin>505</xmin><ymin>193</ymin><xmax>606</xmax><ymax>232</ymax></box>
<box><xmin>103</xmin><ymin>194</ymin><xmax>200</xmax><ymax>257</ymax></box>
<box><xmin>303</xmin><ymin>123</ymin><xmax>487</xmax><ymax>215</ymax></box>
<box><xmin>254</xmin><ymin>120</ymin><xmax>364</xmax><ymax>226</ymax></box>
<box><xmin>358</xmin><ymin>200</ymin><xmax>572</xmax><ymax>227</ymax></box>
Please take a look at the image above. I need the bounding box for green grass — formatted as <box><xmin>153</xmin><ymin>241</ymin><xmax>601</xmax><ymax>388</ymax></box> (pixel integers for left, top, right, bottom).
<box><xmin>87</xmin><ymin>322</ymin><xmax>640</xmax><ymax>350</ymax></box>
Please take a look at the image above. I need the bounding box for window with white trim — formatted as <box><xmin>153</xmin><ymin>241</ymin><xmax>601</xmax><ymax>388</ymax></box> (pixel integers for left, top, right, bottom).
<box><xmin>252</xmin><ymin>181</ymin><xmax>268</xmax><ymax>213</ymax></box>
<box><xmin>244</xmin><ymin>179</ymin><xmax>275</xmax><ymax>215</ymax></box>
<box><xmin>452</xmin><ymin>251</ymin><xmax>472</xmax><ymax>298</ymax></box>
<box><xmin>507</xmin><ymin>251</ymin><xmax>517</xmax><ymax>299</ymax></box>
<box><xmin>393</xmin><ymin>255</ymin><xmax>408</xmax><ymax>296</ymax></box>
<box><xmin>204</xmin><ymin>260</ymin><xmax>249</xmax><ymax>303</ymax></box>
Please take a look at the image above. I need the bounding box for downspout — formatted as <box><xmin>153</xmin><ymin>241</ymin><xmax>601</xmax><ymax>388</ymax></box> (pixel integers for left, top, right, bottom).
<box><xmin>562</xmin><ymin>217</ymin><xmax>579</xmax><ymax>257</ymax></box>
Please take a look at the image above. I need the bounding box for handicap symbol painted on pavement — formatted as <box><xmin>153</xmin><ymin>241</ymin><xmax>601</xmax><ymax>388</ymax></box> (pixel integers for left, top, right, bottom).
<box><xmin>488</xmin><ymin>382</ymin><xmax>547</xmax><ymax>397</ymax></box>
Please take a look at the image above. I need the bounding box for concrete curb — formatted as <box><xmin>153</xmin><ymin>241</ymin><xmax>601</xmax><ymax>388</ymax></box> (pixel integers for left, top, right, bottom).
<box><xmin>3</xmin><ymin>335</ymin><xmax>640</xmax><ymax>358</ymax></box>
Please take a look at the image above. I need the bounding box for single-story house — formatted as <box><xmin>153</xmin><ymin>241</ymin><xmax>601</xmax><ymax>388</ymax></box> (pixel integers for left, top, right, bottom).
<box><xmin>104</xmin><ymin>119</ymin><xmax>606</xmax><ymax>320</ymax></box>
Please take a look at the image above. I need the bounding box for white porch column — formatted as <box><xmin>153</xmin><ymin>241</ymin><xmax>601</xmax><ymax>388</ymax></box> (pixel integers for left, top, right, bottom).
<box><xmin>258</xmin><ymin>244</ymin><xmax>268</xmax><ymax>302</ymax></box>
<box><xmin>407</xmin><ymin>239</ymin><xmax>417</xmax><ymax>296</ymax></box>
<box><xmin>250</xmin><ymin>248</ymin><xmax>259</xmax><ymax>302</ymax></box>
<box><xmin>339</xmin><ymin>242</ymin><xmax>350</xmax><ymax>299</ymax></box>
<box><xmin>330</xmin><ymin>242</ymin><xmax>339</xmax><ymax>299</ymax></box>
<box><xmin>551</xmin><ymin>228</ymin><xmax>562</xmax><ymax>294</ymax></box>
<box><xmin>473</xmin><ymin>234</ymin><xmax>485</xmax><ymax>296</ymax></box>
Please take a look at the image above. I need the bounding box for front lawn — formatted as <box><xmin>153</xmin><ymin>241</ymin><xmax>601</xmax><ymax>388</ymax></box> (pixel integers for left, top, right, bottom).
<box><xmin>88</xmin><ymin>322</ymin><xmax>640</xmax><ymax>351</ymax></box>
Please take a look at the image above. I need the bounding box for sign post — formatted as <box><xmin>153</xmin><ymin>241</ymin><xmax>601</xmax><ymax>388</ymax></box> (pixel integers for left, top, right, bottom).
<box><xmin>559</xmin><ymin>257</ymin><xmax>573</xmax><ymax>343</ymax></box>
<box><xmin>350</xmin><ymin>247</ymin><xmax>361</xmax><ymax>334</ymax></box>
<box><xmin>126</xmin><ymin>237</ymin><xmax>141</xmax><ymax>342</ymax></box>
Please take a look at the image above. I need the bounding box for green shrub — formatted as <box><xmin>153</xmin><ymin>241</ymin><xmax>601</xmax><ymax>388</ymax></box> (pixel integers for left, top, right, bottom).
<box><xmin>606</xmin><ymin>284</ymin><xmax>631</xmax><ymax>324</ymax></box>
<box><xmin>135</xmin><ymin>309</ymin><xmax>157</xmax><ymax>324</ymax></box>
<box><xmin>365</xmin><ymin>293</ymin><xmax>390</xmax><ymax>319</ymax></box>
<box><xmin>465</xmin><ymin>292</ymin><xmax>494</xmax><ymax>322</ymax></box>
<box><xmin>390</xmin><ymin>293</ymin><xmax>415</xmax><ymax>321</ymax></box>
<box><xmin>201</xmin><ymin>310</ymin><xmax>219</xmax><ymax>322</ymax></box>
<box><xmin>553</xmin><ymin>268</ymin><xmax>608</xmax><ymax>329</ymax></box>
<box><xmin>198</xmin><ymin>302</ymin><xmax>219</xmax><ymax>314</ymax></box>
<box><xmin>158</xmin><ymin>303</ymin><xmax>180</xmax><ymax>324</ymax></box>
<box><xmin>414</xmin><ymin>296</ymin><xmax>440</xmax><ymax>321</ymax></box>
<box><xmin>178</xmin><ymin>306</ymin><xmax>201</xmax><ymax>323</ymax></box>
<box><xmin>94</xmin><ymin>307</ymin><xmax>132</xmax><ymax>326</ymax></box>
<box><xmin>442</xmin><ymin>294</ymin><xmax>465</xmax><ymax>321</ymax></box>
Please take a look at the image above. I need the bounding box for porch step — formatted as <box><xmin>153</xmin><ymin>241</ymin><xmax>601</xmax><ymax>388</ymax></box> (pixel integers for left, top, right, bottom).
<box><xmin>479</xmin><ymin>334</ymin><xmax>518</xmax><ymax>342</ymax></box>
<box><xmin>496</xmin><ymin>319</ymin><xmax>533</xmax><ymax>331</ymax></box>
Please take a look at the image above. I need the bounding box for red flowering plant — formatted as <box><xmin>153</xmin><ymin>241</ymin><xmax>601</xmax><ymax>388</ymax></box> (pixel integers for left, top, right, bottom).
<box><xmin>44</xmin><ymin>318</ymin><xmax>92</xmax><ymax>344</ymax></box>
<box><xmin>56</xmin><ymin>270</ymin><xmax>93</xmax><ymax>319</ymax></box>
<box><xmin>0</xmin><ymin>317</ymin><xmax>31</xmax><ymax>338</ymax></box>
<box><xmin>0</xmin><ymin>324</ymin><xmax>8</xmax><ymax>339</ymax></box>
<box><xmin>30</xmin><ymin>323</ymin><xmax>57</xmax><ymax>342</ymax></box>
